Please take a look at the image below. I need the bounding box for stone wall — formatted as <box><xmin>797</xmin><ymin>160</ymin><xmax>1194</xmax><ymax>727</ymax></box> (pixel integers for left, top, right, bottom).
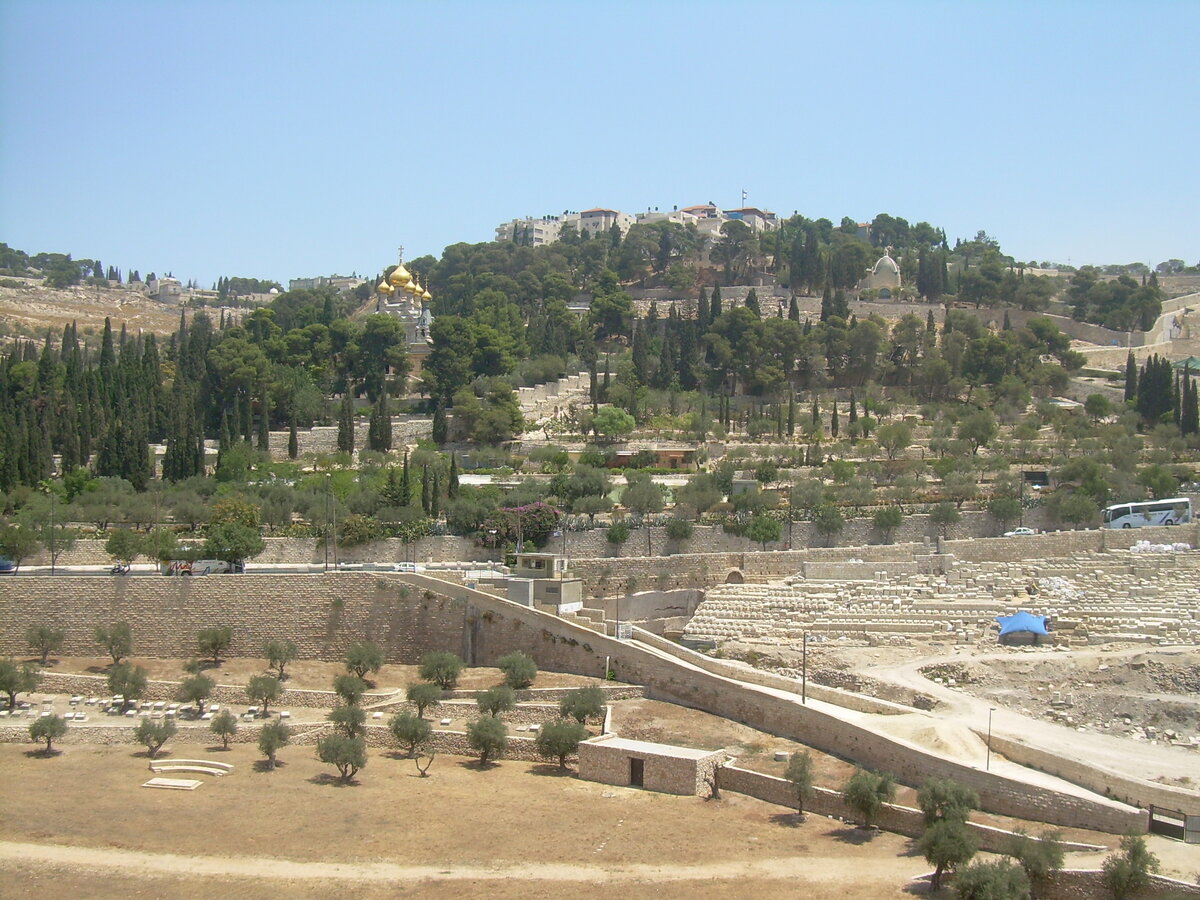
<box><xmin>987</xmin><ymin>732</ymin><xmax>1200</xmax><ymax>817</ymax></box>
<box><xmin>1042</xmin><ymin>871</ymin><xmax>1200</xmax><ymax>900</ymax></box>
<box><xmin>0</xmin><ymin>574</ymin><xmax>470</xmax><ymax>664</ymax></box>
<box><xmin>0</xmin><ymin>570</ymin><xmax>1155</xmax><ymax>831</ymax></box>
<box><xmin>719</xmin><ymin>766</ymin><xmax>1106</xmax><ymax>853</ymax></box>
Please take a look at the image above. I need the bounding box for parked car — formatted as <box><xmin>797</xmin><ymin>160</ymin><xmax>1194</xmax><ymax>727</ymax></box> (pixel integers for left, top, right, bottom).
<box><xmin>1004</xmin><ymin>527</ymin><xmax>1037</xmax><ymax>537</ymax></box>
<box><xmin>0</xmin><ymin>558</ymin><xmax>15</xmax><ymax>573</ymax></box>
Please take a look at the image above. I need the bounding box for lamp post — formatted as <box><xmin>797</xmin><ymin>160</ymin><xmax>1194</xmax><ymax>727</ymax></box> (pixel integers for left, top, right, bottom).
<box><xmin>986</xmin><ymin>707</ymin><xmax>996</xmax><ymax>771</ymax></box>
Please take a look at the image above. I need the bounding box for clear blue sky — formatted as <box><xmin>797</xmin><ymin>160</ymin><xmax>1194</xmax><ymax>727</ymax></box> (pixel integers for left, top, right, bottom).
<box><xmin>2</xmin><ymin>1</ymin><xmax>1196</xmax><ymax>288</ymax></box>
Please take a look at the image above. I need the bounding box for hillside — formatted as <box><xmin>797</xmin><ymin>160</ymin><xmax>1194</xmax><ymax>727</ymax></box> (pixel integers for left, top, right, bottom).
<box><xmin>0</xmin><ymin>277</ymin><xmax>191</xmax><ymax>340</ymax></box>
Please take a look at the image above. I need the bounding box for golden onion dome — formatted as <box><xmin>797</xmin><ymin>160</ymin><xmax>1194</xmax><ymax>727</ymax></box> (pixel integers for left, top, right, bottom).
<box><xmin>377</xmin><ymin>280</ymin><xmax>392</xmax><ymax>294</ymax></box>
<box><xmin>388</xmin><ymin>264</ymin><xmax>412</xmax><ymax>287</ymax></box>
<box><xmin>408</xmin><ymin>281</ymin><xmax>421</xmax><ymax>294</ymax></box>
<box><xmin>422</xmin><ymin>289</ymin><xmax>432</xmax><ymax>301</ymax></box>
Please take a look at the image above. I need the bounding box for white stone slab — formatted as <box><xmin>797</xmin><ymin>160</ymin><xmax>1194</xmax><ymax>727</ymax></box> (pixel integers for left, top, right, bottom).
<box><xmin>143</xmin><ymin>777</ymin><xmax>202</xmax><ymax>791</ymax></box>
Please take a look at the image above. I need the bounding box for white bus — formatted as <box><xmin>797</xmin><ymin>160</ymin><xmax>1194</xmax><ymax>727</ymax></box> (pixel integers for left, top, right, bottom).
<box><xmin>1102</xmin><ymin>498</ymin><xmax>1193</xmax><ymax>529</ymax></box>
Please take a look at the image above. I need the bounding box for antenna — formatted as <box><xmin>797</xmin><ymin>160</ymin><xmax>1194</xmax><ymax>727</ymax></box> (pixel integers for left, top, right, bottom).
<box><xmin>741</xmin><ymin>189</ymin><xmax>747</xmax><ymax>207</ymax></box>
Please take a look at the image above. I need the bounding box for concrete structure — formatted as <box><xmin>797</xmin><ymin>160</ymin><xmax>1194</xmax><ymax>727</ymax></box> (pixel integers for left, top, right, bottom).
<box><xmin>579</xmin><ymin>735</ymin><xmax>725</xmax><ymax>795</ymax></box>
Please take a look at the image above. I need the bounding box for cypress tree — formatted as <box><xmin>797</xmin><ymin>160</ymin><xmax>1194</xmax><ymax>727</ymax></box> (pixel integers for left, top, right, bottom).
<box><xmin>1124</xmin><ymin>351</ymin><xmax>1138</xmax><ymax>403</ymax></box>
<box><xmin>420</xmin><ymin>465</ymin><xmax>431</xmax><ymax>514</ymax></box>
<box><xmin>745</xmin><ymin>288</ymin><xmax>760</xmax><ymax>318</ymax></box>
<box><xmin>788</xmin><ymin>295</ymin><xmax>800</xmax><ymax>321</ymax></box>
<box><xmin>257</xmin><ymin>389</ymin><xmax>271</xmax><ymax>451</ymax></box>
<box><xmin>400</xmin><ymin>450</ymin><xmax>412</xmax><ymax>506</ymax></box>
<box><xmin>831</xmin><ymin>400</ymin><xmax>839</xmax><ymax>437</ymax></box>
<box><xmin>710</xmin><ymin>285</ymin><xmax>722</xmax><ymax>320</ymax></box>
<box><xmin>288</xmin><ymin>421</ymin><xmax>298</xmax><ymax>459</ymax></box>
<box><xmin>448</xmin><ymin>454</ymin><xmax>459</xmax><ymax>499</ymax></box>
<box><xmin>811</xmin><ymin>398</ymin><xmax>819</xmax><ymax>428</ymax></box>
<box><xmin>697</xmin><ymin>288</ymin><xmax>709</xmax><ymax>330</ymax></box>
<box><xmin>432</xmin><ymin>402</ymin><xmax>447</xmax><ymax>445</ymax></box>
<box><xmin>337</xmin><ymin>394</ymin><xmax>355</xmax><ymax>454</ymax></box>
<box><xmin>430</xmin><ymin>472</ymin><xmax>440</xmax><ymax>518</ymax></box>
<box><xmin>820</xmin><ymin>283</ymin><xmax>832</xmax><ymax>322</ymax></box>
<box><xmin>787</xmin><ymin>394</ymin><xmax>795</xmax><ymax>436</ymax></box>
<box><xmin>849</xmin><ymin>391</ymin><xmax>858</xmax><ymax>423</ymax></box>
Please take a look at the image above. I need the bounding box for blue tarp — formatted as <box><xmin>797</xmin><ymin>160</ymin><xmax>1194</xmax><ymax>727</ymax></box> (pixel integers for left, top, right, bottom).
<box><xmin>996</xmin><ymin>611</ymin><xmax>1049</xmax><ymax>636</ymax></box>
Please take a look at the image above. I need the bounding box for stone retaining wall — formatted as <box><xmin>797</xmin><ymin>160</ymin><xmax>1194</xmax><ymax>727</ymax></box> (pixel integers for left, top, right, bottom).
<box><xmin>719</xmin><ymin>765</ymin><xmax>1106</xmax><ymax>854</ymax></box>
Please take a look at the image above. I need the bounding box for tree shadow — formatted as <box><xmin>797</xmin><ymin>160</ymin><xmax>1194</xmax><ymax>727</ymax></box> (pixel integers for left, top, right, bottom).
<box><xmin>528</xmin><ymin>763</ymin><xmax>574</xmax><ymax>778</ymax></box>
<box><xmin>252</xmin><ymin>759</ymin><xmax>286</xmax><ymax>773</ymax></box>
<box><xmin>900</xmin><ymin>875</ymin><xmax>937</xmax><ymax>896</ymax></box>
<box><xmin>769</xmin><ymin>811</ymin><xmax>807</xmax><ymax>829</ymax></box>
<box><xmin>386</xmin><ymin>750</ymin><xmax>420</xmax><ymax>761</ymax></box>
<box><xmin>84</xmin><ymin>665</ymin><xmax>108</xmax><ymax>674</ymax></box>
<box><xmin>206</xmin><ymin>744</ymin><xmax>234</xmax><ymax>753</ymax></box>
<box><xmin>24</xmin><ymin>748</ymin><xmax>63</xmax><ymax>759</ymax></box>
<box><xmin>828</xmin><ymin>825</ymin><xmax>879</xmax><ymax>845</ymax></box>
<box><xmin>308</xmin><ymin>772</ymin><xmax>358</xmax><ymax>787</ymax></box>
<box><xmin>458</xmin><ymin>758</ymin><xmax>499</xmax><ymax>771</ymax></box>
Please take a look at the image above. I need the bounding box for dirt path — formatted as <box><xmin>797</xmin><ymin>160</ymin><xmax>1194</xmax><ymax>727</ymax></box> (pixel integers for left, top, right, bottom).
<box><xmin>860</xmin><ymin>646</ymin><xmax>1200</xmax><ymax>795</ymax></box>
<box><xmin>0</xmin><ymin>840</ymin><xmax>924</xmax><ymax>886</ymax></box>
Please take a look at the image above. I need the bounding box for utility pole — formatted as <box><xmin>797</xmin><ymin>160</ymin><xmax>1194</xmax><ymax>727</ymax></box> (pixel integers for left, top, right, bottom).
<box><xmin>801</xmin><ymin>631</ymin><xmax>808</xmax><ymax>704</ymax></box>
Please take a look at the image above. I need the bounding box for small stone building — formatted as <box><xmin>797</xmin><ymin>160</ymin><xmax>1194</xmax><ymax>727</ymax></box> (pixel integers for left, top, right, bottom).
<box><xmin>578</xmin><ymin>736</ymin><xmax>726</xmax><ymax>796</ymax></box>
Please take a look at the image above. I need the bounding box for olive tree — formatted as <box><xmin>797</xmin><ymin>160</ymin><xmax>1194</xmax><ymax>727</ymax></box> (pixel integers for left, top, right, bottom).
<box><xmin>333</xmin><ymin>674</ymin><xmax>368</xmax><ymax>706</ymax></box>
<box><xmin>535</xmin><ymin>720</ymin><xmax>588</xmax><ymax>769</ymax></box>
<box><xmin>406</xmin><ymin>682</ymin><xmax>442</xmax><ymax>718</ymax></box>
<box><xmin>954</xmin><ymin>860</ymin><xmax>1031</xmax><ymax>899</ymax></box>
<box><xmin>107</xmin><ymin>662</ymin><xmax>147</xmax><ymax>711</ymax></box>
<box><xmin>257</xmin><ymin>721</ymin><xmax>290</xmax><ymax>770</ymax></box>
<box><xmin>246</xmin><ymin>674</ymin><xmax>282</xmax><ymax>718</ymax></box>
<box><xmin>316</xmin><ymin>733</ymin><xmax>366</xmax><ymax>783</ymax></box>
<box><xmin>25</xmin><ymin>625</ymin><xmax>65</xmax><ymax>665</ymax></box>
<box><xmin>418</xmin><ymin>651</ymin><xmax>463</xmax><ymax>690</ymax></box>
<box><xmin>560</xmin><ymin>686</ymin><xmax>605</xmax><ymax>724</ymax></box>
<box><xmin>177</xmin><ymin>673</ymin><xmax>215</xmax><ymax>715</ymax></box>
<box><xmin>467</xmin><ymin>716</ymin><xmax>507</xmax><ymax>765</ymax></box>
<box><xmin>1004</xmin><ymin>828</ymin><xmax>1064</xmax><ymax>898</ymax></box>
<box><xmin>919</xmin><ymin>820</ymin><xmax>977</xmax><ymax>890</ymax></box>
<box><xmin>94</xmin><ymin>621</ymin><xmax>133</xmax><ymax>665</ymax></box>
<box><xmin>1102</xmin><ymin>833</ymin><xmax>1160</xmax><ymax>900</ymax></box>
<box><xmin>840</xmin><ymin>768</ymin><xmax>895</xmax><ymax>829</ymax></box>
<box><xmin>344</xmin><ymin>641</ymin><xmax>384</xmax><ymax>680</ymax></box>
<box><xmin>197</xmin><ymin>626</ymin><xmax>233</xmax><ymax>665</ymax></box>
<box><xmin>329</xmin><ymin>704</ymin><xmax>367</xmax><ymax>738</ymax></box>
<box><xmin>389</xmin><ymin>711</ymin><xmax>432</xmax><ymax>756</ymax></box>
<box><xmin>134</xmin><ymin>717</ymin><xmax>177</xmax><ymax>759</ymax></box>
<box><xmin>497</xmin><ymin>651</ymin><xmax>537</xmax><ymax>690</ymax></box>
<box><xmin>264</xmin><ymin>639</ymin><xmax>298</xmax><ymax>680</ymax></box>
<box><xmin>30</xmin><ymin>714</ymin><xmax>67</xmax><ymax>754</ymax></box>
<box><xmin>785</xmin><ymin>751</ymin><xmax>815</xmax><ymax>819</ymax></box>
<box><xmin>210</xmin><ymin>709</ymin><xmax>238</xmax><ymax>749</ymax></box>
<box><xmin>476</xmin><ymin>684</ymin><xmax>516</xmax><ymax>718</ymax></box>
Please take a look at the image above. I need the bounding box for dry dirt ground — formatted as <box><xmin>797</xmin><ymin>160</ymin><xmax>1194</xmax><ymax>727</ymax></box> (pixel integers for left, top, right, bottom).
<box><xmin>0</xmin><ymin>742</ymin><xmax>930</xmax><ymax>900</ymax></box>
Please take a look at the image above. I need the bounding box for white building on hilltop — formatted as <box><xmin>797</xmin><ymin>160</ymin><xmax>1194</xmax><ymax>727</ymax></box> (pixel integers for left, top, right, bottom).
<box><xmin>496</xmin><ymin>202</ymin><xmax>775</xmax><ymax>247</ymax></box>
